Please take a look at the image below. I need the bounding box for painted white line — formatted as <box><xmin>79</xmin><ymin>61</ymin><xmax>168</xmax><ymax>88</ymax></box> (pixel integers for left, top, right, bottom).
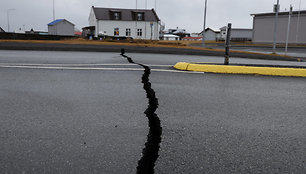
<box><xmin>0</xmin><ymin>65</ymin><xmax>204</xmax><ymax>74</ymax></box>
<box><xmin>151</xmin><ymin>69</ymin><xmax>204</xmax><ymax>74</ymax></box>
<box><xmin>0</xmin><ymin>63</ymin><xmax>173</xmax><ymax>67</ymax></box>
<box><xmin>0</xmin><ymin>65</ymin><xmax>144</xmax><ymax>71</ymax></box>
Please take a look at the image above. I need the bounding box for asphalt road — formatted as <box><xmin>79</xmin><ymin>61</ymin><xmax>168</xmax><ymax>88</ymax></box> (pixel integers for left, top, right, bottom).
<box><xmin>0</xmin><ymin>41</ymin><xmax>303</xmax><ymax>61</ymax></box>
<box><xmin>196</xmin><ymin>43</ymin><xmax>306</xmax><ymax>58</ymax></box>
<box><xmin>1</xmin><ymin>50</ymin><xmax>306</xmax><ymax>173</ymax></box>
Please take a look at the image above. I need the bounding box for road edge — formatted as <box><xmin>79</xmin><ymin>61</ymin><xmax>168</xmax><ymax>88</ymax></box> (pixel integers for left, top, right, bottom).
<box><xmin>0</xmin><ymin>41</ymin><xmax>303</xmax><ymax>62</ymax></box>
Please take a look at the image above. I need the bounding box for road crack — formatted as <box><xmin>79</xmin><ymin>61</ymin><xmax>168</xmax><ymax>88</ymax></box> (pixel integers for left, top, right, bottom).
<box><xmin>120</xmin><ymin>49</ymin><xmax>162</xmax><ymax>174</ymax></box>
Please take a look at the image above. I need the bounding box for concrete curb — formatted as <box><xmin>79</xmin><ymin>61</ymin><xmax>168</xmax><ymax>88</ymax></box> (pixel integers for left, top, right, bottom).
<box><xmin>173</xmin><ymin>62</ymin><xmax>306</xmax><ymax>77</ymax></box>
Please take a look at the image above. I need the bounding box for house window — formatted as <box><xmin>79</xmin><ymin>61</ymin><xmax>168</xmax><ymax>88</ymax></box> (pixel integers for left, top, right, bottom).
<box><xmin>137</xmin><ymin>13</ymin><xmax>143</xmax><ymax>20</ymax></box>
<box><xmin>114</xmin><ymin>28</ymin><xmax>119</xmax><ymax>36</ymax></box>
<box><xmin>114</xmin><ymin>12</ymin><xmax>121</xmax><ymax>20</ymax></box>
<box><xmin>126</xmin><ymin>28</ymin><xmax>131</xmax><ymax>36</ymax></box>
<box><xmin>137</xmin><ymin>29</ymin><xmax>142</xmax><ymax>36</ymax></box>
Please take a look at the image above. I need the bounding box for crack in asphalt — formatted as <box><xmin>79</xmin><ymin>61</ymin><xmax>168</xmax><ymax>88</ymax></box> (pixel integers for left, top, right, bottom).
<box><xmin>120</xmin><ymin>49</ymin><xmax>162</xmax><ymax>174</ymax></box>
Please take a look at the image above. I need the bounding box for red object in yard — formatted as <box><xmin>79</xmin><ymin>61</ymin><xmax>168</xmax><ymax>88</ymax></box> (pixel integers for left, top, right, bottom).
<box><xmin>74</xmin><ymin>32</ymin><xmax>82</xmax><ymax>36</ymax></box>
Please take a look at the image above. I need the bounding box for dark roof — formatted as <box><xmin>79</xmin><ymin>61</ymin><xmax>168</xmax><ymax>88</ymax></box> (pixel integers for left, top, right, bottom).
<box><xmin>92</xmin><ymin>7</ymin><xmax>159</xmax><ymax>21</ymax></box>
<box><xmin>251</xmin><ymin>10</ymin><xmax>306</xmax><ymax>17</ymax></box>
<box><xmin>0</xmin><ymin>27</ymin><xmax>5</xmax><ymax>32</ymax></box>
<box><xmin>48</xmin><ymin>19</ymin><xmax>74</xmax><ymax>26</ymax></box>
<box><xmin>205</xmin><ymin>28</ymin><xmax>216</xmax><ymax>32</ymax></box>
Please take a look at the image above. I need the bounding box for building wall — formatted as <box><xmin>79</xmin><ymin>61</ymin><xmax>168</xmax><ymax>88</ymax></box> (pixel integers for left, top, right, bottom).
<box><xmin>88</xmin><ymin>8</ymin><xmax>97</xmax><ymax>36</ymax></box>
<box><xmin>231</xmin><ymin>29</ymin><xmax>252</xmax><ymax>39</ymax></box>
<box><xmin>96</xmin><ymin>20</ymin><xmax>159</xmax><ymax>40</ymax></box>
<box><xmin>220</xmin><ymin>28</ymin><xmax>252</xmax><ymax>40</ymax></box>
<box><xmin>253</xmin><ymin>13</ymin><xmax>306</xmax><ymax>43</ymax></box>
<box><xmin>164</xmin><ymin>36</ymin><xmax>179</xmax><ymax>41</ymax></box>
<box><xmin>205</xmin><ymin>30</ymin><xmax>216</xmax><ymax>41</ymax></box>
<box><xmin>89</xmin><ymin>8</ymin><xmax>96</xmax><ymax>27</ymax></box>
<box><xmin>48</xmin><ymin>21</ymin><xmax>74</xmax><ymax>36</ymax></box>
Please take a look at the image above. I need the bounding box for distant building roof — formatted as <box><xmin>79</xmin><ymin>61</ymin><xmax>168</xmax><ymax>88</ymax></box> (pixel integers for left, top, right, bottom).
<box><xmin>48</xmin><ymin>19</ymin><xmax>64</xmax><ymax>26</ymax></box>
<box><xmin>199</xmin><ymin>28</ymin><xmax>218</xmax><ymax>35</ymax></box>
<box><xmin>173</xmin><ymin>29</ymin><xmax>187</xmax><ymax>34</ymax></box>
<box><xmin>0</xmin><ymin>27</ymin><xmax>5</xmax><ymax>32</ymax></box>
<box><xmin>92</xmin><ymin>6</ymin><xmax>159</xmax><ymax>22</ymax></box>
<box><xmin>48</xmin><ymin>19</ymin><xmax>74</xmax><ymax>26</ymax></box>
<box><xmin>251</xmin><ymin>10</ymin><xmax>306</xmax><ymax>17</ymax></box>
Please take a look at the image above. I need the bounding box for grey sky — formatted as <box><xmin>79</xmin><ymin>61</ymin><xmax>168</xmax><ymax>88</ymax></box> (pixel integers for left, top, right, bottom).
<box><xmin>0</xmin><ymin>0</ymin><xmax>304</xmax><ymax>33</ymax></box>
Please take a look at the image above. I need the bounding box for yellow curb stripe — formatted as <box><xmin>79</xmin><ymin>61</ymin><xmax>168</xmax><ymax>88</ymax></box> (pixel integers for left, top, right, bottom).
<box><xmin>174</xmin><ymin>62</ymin><xmax>306</xmax><ymax>77</ymax></box>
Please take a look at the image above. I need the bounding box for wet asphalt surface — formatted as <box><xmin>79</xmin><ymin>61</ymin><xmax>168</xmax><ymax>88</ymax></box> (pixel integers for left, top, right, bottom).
<box><xmin>195</xmin><ymin>43</ymin><xmax>306</xmax><ymax>59</ymax></box>
<box><xmin>1</xmin><ymin>50</ymin><xmax>306</xmax><ymax>173</ymax></box>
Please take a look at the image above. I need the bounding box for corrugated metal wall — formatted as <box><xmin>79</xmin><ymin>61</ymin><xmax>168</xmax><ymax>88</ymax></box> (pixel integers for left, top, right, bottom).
<box><xmin>253</xmin><ymin>14</ymin><xmax>306</xmax><ymax>44</ymax></box>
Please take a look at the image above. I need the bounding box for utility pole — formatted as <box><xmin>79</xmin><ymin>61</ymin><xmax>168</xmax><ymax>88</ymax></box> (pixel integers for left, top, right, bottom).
<box><xmin>202</xmin><ymin>0</ymin><xmax>208</xmax><ymax>47</ymax></box>
<box><xmin>53</xmin><ymin>0</ymin><xmax>55</xmax><ymax>21</ymax></box>
<box><xmin>296</xmin><ymin>0</ymin><xmax>302</xmax><ymax>43</ymax></box>
<box><xmin>7</xmin><ymin>9</ymin><xmax>16</xmax><ymax>32</ymax></box>
<box><xmin>155</xmin><ymin>0</ymin><xmax>157</xmax><ymax>12</ymax></box>
<box><xmin>285</xmin><ymin>5</ymin><xmax>293</xmax><ymax>54</ymax></box>
<box><xmin>272</xmin><ymin>0</ymin><xmax>280</xmax><ymax>54</ymax></box>
<box><xmin>135</xmin><ymin>0</ymin><xmax>138</xmax><ymax>39</ymax></box>
<box><xmin>145</xmin><ymin>0</ymin><xmax>147</xmax><ymax>39</ymax></box>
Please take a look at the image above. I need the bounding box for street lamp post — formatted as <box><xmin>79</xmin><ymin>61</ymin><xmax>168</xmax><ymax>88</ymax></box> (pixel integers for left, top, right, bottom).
<box><xmin>285</xmin><ymin>5</ymin><xmax>293</xmax><ymax>54</ymax></box>
<box><xmin>296</xmin><ymin>0</ymin><xmax>302</xmax><ymax>43</ymax></box>
<box><xmin>272</xmin><ymin>0</ymin><xmax>280</xmax><ymax>54</ymax></box>
<box><xmin>202</xmin><ymin>0</ymin><xmax>208</xmax><ymax>47</ymax></box>
<box><xmin>7</xmin><ymin>9</ymin><xmax>16</xmax><ymax>32</ymax></box>
<box><xmin>155</xmin><ymin>0</ymin><xmax>157</xmax><ymax>12</ymax></box>
<box><xmin>53</xmin><ymin>0</ymin><xmax>55</xmax><ymax>21</ymax></box>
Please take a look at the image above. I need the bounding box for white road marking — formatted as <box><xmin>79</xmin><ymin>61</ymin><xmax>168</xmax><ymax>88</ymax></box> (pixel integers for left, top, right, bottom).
<box><xmin>0</xmin><ymin>63</ymin><xmax>173</xmax><ymax>67</ymax></box>
<box><xmin>0</xmin><ymin>64</ymin><xmax>204</xmax><ymax>74</ymax></box>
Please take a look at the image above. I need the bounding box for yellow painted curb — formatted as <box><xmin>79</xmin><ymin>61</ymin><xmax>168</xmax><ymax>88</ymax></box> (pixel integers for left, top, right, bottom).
<box><xmin>174</xmin><ymin>62</ymin><xmax>306</xmax><ymax>77</ymax></box>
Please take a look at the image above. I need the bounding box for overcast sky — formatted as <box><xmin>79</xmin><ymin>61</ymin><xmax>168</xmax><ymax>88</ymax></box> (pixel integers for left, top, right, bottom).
<box><xmin>0</xmin><ymin>0</ymin><xmax>304</xmax><ymax>33</ymax></box>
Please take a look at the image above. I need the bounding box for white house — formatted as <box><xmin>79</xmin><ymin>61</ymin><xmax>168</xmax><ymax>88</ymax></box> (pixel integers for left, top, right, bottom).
<box><xmin>88</xmin><ymin>6</ymin><xmax>160</xmax><ymax>40</ymax></box>
<box><xmin>163</xmin><ymin>34</ymin><xmax>180</xmax><ymax>40</ymax></box>
<box><xmin>48</xmin><ymin>19</ymin><xmax>75</xmax><ymax>36</ymax></box>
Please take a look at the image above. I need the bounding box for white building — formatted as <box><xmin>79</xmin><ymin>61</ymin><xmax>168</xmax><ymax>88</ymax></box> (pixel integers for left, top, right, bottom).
<box><xmin>163</xmin><ymin>34</ymin><xmax>180</xmax><ymax>40</ymax></box>
<box><xmin>220</xmin><ymin>26</ymin><xmax>252</xmax><ymax>41</ymax></box>
<box><xmin>14</xmin><ymin>28</ymin><xmax>25</xmax><ymax>34</ymax></box>
<box><xmin>251</xmin><ymin>10</ymin><xmax>306</xmax><ymax>44</ymax></box>
<box><xmin>48</xmin><ymin>19</ymin><xmax>75</xmax><ymax>36</ymax></box>
<box><xmin>88</xmin><ymin>6</ymin><xmax>160</xmax><ymax>40</ymax></box>
<box><xmin>199</xmin><ymin>28</ymin><xmax>221</xmax><ymax>41</ymax></box>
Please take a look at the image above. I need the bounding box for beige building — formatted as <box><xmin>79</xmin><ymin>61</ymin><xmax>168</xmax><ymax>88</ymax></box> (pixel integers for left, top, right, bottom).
<box><xmin>251</xmin><ymin>10</ymin><xmax>306</xmax><ymax>44</ymax></box>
